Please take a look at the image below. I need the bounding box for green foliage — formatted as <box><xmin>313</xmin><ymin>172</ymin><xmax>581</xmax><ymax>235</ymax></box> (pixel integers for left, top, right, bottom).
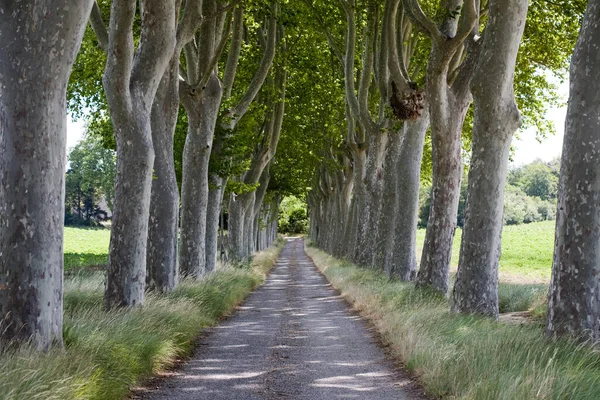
<box><xmin>509</xmin><ymin>158</ymin><xmax>560</xmax><ymax>201</ymax></box>
<box><xmin>278</xmin><ymin>196</ymin><xmax>309</xmax><ymax>234</ymax></box>
<box><xmin>308</xmin><ymin>246</ymin><xmax>600</xmax><ymax>400</ymax></box>
<box><xmin>65</xmin><ymin>133</ymin><xmax>116</xmax><ymax>226</ymax></box>
<box><xmin>0</xmin><ymin>242</ymin><xmax>284</xmax><ymax>400</ymax></box>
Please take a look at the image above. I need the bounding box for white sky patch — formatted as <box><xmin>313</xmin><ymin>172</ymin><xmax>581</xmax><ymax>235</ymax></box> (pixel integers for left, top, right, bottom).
<box><xmin>67</xmin><ymin>114</ymin><xmax>85</xmax><ymax>151</ymax></box>
<box><xmin>510</xmin><ymin>104</ymin><xmax>566</xmax><ymax>166</ymax></box>
<box><xmin>509</xmin><ymin>76</ymin><xmax>569</xmax><ymax>167</ymax></box>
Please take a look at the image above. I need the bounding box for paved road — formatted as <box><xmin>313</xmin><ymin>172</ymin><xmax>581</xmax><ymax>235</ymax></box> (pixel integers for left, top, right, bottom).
<box><xmin>139</xmin><ymin>238</ymin><xmax>420</xmax><ymax>400</ymax></box>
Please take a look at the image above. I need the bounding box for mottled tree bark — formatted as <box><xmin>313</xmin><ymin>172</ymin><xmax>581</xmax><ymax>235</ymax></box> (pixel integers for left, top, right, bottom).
<box><xmin>205</xmin><ymin>174</ymin><xmax>226</xmax><ymax>272</ymax></box>
<box><xmin>387</xmin><ymin>111</ymin><xmax>430</xmax><ymax>280</ymax></box>
<box><xmin>409</xmin><ymin>0</ymin><xmax>479</xmax><ymax>294</ymax></box>
<box><xmin>179</xmin><ymin>73</ymin><xmax>223</xmax><ymax>277</ymax></box>
<box><xmin>103</xmin><ymin>0</ymin><xmax>177</xmax><ymax>309</ymax></box>
<box><xmin>147</xmin><ymin>56</ymin><xmax>180</xmax><ymax>292</ymax></box>
<box><xmin>0</xmin><ymin>0</ymin><xmax>93</xmax><ymax>349</ymax></box>
<box><xmin>452</xmin><ymin>0</ymin><xmax>527</xmax><ymax>318</ymax></box>
<box><xmin>547</xmin><ymin>0</ymin><xmax>600</xmax><ymax>340</ymax></box>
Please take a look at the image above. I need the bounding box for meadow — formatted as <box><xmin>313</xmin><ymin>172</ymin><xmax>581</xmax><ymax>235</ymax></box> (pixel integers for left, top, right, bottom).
<box><xmin>417</xmin><ymin>220</ymin><xmax>555</xmax><ymax>283</ymax></box>
<box><xmin>64</xmin><ymin>227</ymin><xmax>111</xmax><ymax>271</ymax></box>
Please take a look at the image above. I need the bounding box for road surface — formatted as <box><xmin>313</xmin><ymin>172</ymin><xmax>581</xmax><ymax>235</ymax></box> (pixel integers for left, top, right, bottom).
<box><xmin>138</xmin><ymin>238</ymin><xmax>421</xmax><ymax>400</ymax></box>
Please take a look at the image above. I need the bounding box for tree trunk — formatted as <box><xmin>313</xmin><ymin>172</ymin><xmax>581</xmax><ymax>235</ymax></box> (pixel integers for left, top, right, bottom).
<box><xmin>103</xmin><ymin>0</ymin><xmax>177</xmax><ymax>309</ymax></box>
<box><xmin>179</xmin><ymin>74</ymin><xmax>223</xmax><ymax>278</ymax></box>
<box><xmin>205</xmin><ymin>175</ymin><xmax>226</xmax><ymax>272</ymax></box>
<box><xmin>451</xmin><ymin>0</ymin><xmax>527</xmax><ymax>318</ymax></box>
<box><xmin>147</xmin><ymin>56</ymin><xmax>180</xmax><ymax>292</ymax></box>
<box><xmin>387</xmin><ymin>111</ymin><xmax>430</xmax><ymax>280</ymax></box>
<box><xmin>228</xmin><ymin>191</ymin><xmax>254</xmax><ymax>263</ymax></box>
<box><xmin>0</xmin><ymin>0</ymin><xmax>93</xmax><ymax>349</ymax></box>
<box><xmin>417</xmin><ymin>45</ymin><xmax>472</xmax><ymax>294</ymax></box>
<box><xmin>357</xmin><ymin>130</ymin><xmax>388</xmax><ymax>267</ymax></box>
<box><xmin>547</xmin><ymin>0</ymin><xmax>600</xmax><ymax>340</ymax></box>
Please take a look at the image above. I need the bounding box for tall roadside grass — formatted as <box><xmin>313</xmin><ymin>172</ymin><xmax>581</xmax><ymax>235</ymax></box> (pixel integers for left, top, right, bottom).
<box><xmin>0</xmin><ymin>240</ymin><xmax>284</xmax><ymax>400</ymax></box>
<box><xmin>305</xmin><ymin>243</ymin><xmax>600</xmax><ymax>400</ymax></box>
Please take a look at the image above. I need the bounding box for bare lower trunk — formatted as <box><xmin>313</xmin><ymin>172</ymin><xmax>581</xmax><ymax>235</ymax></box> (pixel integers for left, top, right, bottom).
<box><xmin>205</xmin><ymin>175</ymin><xmax>226</xmax><ymax>272</ymax></box>
<box><xmin>103</xmin><ymin>0</ymin><xmax>177</xmax><ymax>309</ymax></box>
<box><xmin>357</xmin><ymin>131</ymin><xmax>388</xmax><ymax>267</ymax></box>
<box><xmin>416</xmin><ymin>117</ymin><xmax>463</xmax><ymax>293</ymax></box>
<box><xmin>417</xmin><ymin>44</ymin><xmax>472</xmax><ymax>294</ymax></box>
<box><xmin>179</xmin><ymin>74</ymin><xmax>223</xmax><ymax>278</ymax></box>
<box><xmin>344</xmin><ymin>150</ymin><xmax>366</xmax><ymax>260</ymax></box>
<box><xmin>106</xmin><ymin>112</ymin><xmax>155</xmax><ymax>308</ymax></box>
<box><xmin>228</xmin><ymin>191</ymin><xmax>254</xmax><ymax>263</ymax></box>
<box><xmin>147</xmin><ymin>57</ymin><xmax>180</xmax><ymax>292</ymax></box>
<box><xmin>547</xmin><ymin>0</ymin><xmax>600</xmax><ymax>340</ymax></box>
<box><xmin>387</xmin><ymin>111</ymin><xmax>430</xmax><ymax>280</ymax></box>
<box><xmin>451</xmin><ymin>0</ymin><xmax>527</xmax><ymax>318</ymax></box>
<box><xmin>0</xmin><ymin>0</ymin><xmax>92</xmax><ymax>348</ymax></box>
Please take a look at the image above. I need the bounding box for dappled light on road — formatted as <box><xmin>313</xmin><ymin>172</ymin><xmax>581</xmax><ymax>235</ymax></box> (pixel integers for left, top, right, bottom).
<box><xmin>138</xmin><ymin>239</ymin><xmax>419</xmax><ymax>399</ymax></box>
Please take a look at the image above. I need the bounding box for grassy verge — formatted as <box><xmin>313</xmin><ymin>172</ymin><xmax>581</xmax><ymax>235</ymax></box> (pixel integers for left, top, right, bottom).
<box><xmin>306</xmin><ymin>243</ymin><xmax>600</xmax><ymax>400</ymax></box>
<box><xmin>0</xmin><ymin>240</ymin><xmax>284</xmax><ymax>400</ymax></box>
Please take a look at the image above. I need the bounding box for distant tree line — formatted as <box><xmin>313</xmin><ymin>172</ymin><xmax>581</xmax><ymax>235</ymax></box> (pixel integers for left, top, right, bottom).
<box><xmin>65</xmin><ymin>133</ymin><xmax>116</xmax><ymax>226</ymax></box>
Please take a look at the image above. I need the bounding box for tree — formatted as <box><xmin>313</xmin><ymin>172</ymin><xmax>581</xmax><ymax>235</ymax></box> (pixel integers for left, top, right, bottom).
<box><xmin>65</xmin><ymin>133</ymin><xmax>116</xmax><ymax>225</ymax></box>
<box><xmin>91</xmin><ymin>0</ymin><xmax>178</xmax><ymax>308</ymax></box>
<box><xmin>547</xmin><ymin>0</ymin><xmax>600</xmax><ymax>341</ymax></box>
<box><xmin>0</xmin><ymin>0</ymin><xmax>94</xmax><ymax>349</ymax></box>
<box><xmin>452</xmin><ymin>0</ymin><xmax>528</xmax><ymax>318</ymax></box>
<box><xmin>411</xmin><ymin>0</ymin><xmax>480</xmax><ymax>294</ymax></box>
<box><xmin>203</xmin><ymin>1</ymin><xmax>280</xmax><ymax>273</ymax></box>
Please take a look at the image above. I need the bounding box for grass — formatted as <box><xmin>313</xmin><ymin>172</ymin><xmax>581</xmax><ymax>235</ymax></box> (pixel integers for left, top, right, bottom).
<box><xmin>0</xmin><ymin>240</ymin><xmax>284</xmax><ymax>400</ymax></box>
<box><xmin>63</xmin><ymin>227</ymin><xmax>111</xmax><ymax>271</ymax></box>
<box><xmin>306</xmin><ymin>244</ymin><xmax>600</xmax><ymax>400</ymax></box>
<box><xmin>417</xmin><ymin>220</ymin><xmax>556</xmax><ymax>283</ymax></box>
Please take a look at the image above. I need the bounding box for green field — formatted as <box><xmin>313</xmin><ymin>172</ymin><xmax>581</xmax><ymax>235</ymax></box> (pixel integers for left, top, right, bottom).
<box><xmin>417</xmin><ymin>220</ymin><xmax>555</xmax><ymax>283</ymax></box>
<box><xmin>63</xmin><ymin>220</ymin><xmax>556</xmax><ymax>281</ymax></box>
<box><xmin>63</xmin><ymin>227</ymin><xmax>111</xmax><ymax>270</ymax></box>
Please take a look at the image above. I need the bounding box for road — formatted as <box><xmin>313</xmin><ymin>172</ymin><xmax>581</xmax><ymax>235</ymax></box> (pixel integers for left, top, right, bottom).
<box><xmin>138</xmin><ymin>238</ymin><xmax>421</xmax><ymax>400</ymax></box>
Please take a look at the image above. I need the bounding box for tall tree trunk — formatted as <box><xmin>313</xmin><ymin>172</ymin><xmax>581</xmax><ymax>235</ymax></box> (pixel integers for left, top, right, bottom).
<box><xmin>451</xmin><ymin>0</ymin><xmax>527</xmax><ymax>318</ymax></box>
<box><xmin>387</xmin><ymin>111</ymin><xmax>430</xmax><ymax>280</ymax></box>
<box><xmin>356</xmin><ymin>130</ymin><xmax>388</xmax><ymax>267</ymax></box>
<box><xmin>104</xmin><ymin>0</ymin><xmax>177</xmax><ymax>309</ymax></box>
<box><xmin>205</xmin><ymin>174</ymin><xmax>226</xmax><ymax>272</ymax></box>
<box><xmin>228</xmin><ymin>191</ymin><xmax>254</xmax><ymax>263</ymax></box>
<box><xmin>0</xmin><ymin>0</ymin><xmax>93</xmax><ymax>349</ymax></box>
<box><xmin>344</xmin><ymin>149</ymin><xmax>366</xmax><ymax>260</ymax></box>
<box><xmin>416</xmin><ymin>46</ymin><xmax>473</xmax><ymax>294</ymax></box>
<box><xmin>147</xmin><ymin>56</ymin><xmax>180</xmax><ymax>292</ymax></box>
<box><xmin>179</xmin><ymin>73</ymin><xmax>223</xmax><ymax>278</ymax></box>
<box><xmin>547</xmin><ymin>0</ymin><xmax>600</xmax><ymax>340</ymax></box>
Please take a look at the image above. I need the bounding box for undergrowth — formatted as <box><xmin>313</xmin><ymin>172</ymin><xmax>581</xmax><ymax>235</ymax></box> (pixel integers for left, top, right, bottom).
<box><xmin>306</xmin><ymin>243</ymin><xmax>600</xmax><ymax>400</ymax></box>
<box><xmin>0</xmin><ymin>240</ymin><xmax>284</xmax><ymax>400</ymax></box>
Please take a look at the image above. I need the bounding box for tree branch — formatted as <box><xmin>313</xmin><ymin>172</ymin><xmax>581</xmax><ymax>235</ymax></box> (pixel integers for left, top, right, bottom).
<box><xmin>195</xmin><ymin>10</ymin><xmax>233</xmax><ymax>91</ymax></box>
<box><xmin>89</xmin><ymin>1</ymin><xmax>109</xmax><ymax>52</ymax></box>
<box><xmin>177</xmin><ymin>0</ymin><xmax>203</xmax><ymax>50</ymax></box>
<box><xmin>131</xmin><ymin>0</ymin><xmax>178</xmax><ymax>106</ymax></box>
<box><xmin>226</xmin><ymin>1</ymin><xmax>278</xmax><ymax>129</ymax></box>
<box><xmin>103</xmin><ymin>0</ymin><xmax>136</xmax><ymax>107</ymax></box>
<box><xmin>402</xmin><ymin>0</ymin><xmax>441</xmax><ymax>40</ymax></box>
<box><xmin>222</xmin><ymin>5</ymin><xmax>244</xmax><ymax>99</ymax></box>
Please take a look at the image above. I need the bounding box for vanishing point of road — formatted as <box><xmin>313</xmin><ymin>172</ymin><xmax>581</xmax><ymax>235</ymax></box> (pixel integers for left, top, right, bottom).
<box><xmin>138</xmin><ymin>238</ymin><xmax>422</xmax><ymax>400</ymax></box>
